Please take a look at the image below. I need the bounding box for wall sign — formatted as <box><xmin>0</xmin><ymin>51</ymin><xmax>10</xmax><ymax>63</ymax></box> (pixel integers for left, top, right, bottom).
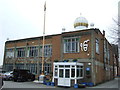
<box><xmin>86</xmin><ymin>67</ymin><xmax>90</xmax><ymax>71</ymax></box>
<box><xmin>80</xmin><ymin>39</ymin><xmax>90</xmax><ymax>52</ymax></box>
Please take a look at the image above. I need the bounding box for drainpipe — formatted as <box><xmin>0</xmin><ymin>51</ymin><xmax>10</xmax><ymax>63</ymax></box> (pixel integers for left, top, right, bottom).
<box><xmin>60</xmin><ymin>35</ymin><xmax>64</xmax><ymax>61</ymax></box>
<box><xmin>37</xmin><ymin>38</ymin><xmax>40</xmax><ymax>77</ymax></box>
<box><xmin>13</xmin><ymin>41</ymin><xmax>16</xmax><ymax>70</ymax></box>
<box><xmin>91</xmin><ymin>30</ymin><xmax>96</xmax><ymax>85</ymax></box>
<box><xmin>24</xmin><ymin>40</ymin><xmax>28</xmax><ymax>69</ymax></box>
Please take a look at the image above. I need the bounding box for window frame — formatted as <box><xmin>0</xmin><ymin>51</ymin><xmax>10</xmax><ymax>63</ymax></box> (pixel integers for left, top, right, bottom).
<box><xmin>64</xmin><ymin>37</ymin><xmax>80</xmax><ymax>53</ymax></box>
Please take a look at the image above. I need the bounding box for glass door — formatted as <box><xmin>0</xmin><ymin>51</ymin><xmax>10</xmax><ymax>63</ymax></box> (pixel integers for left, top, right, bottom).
<box><xmin>58</xmin><ymin>68</ymin><xmax>71</xmax><ymax>87</ymax></box>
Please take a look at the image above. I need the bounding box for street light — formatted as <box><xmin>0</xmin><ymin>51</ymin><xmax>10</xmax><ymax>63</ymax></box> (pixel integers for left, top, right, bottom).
<box><xmin>39</xmin><ymin>1</ymin><xmax>46</xmax><ymax>83</ymax></box>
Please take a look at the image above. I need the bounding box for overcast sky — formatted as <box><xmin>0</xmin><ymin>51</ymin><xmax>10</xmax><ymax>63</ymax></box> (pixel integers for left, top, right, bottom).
<box><xmin>0</xmin><ymin>0</ymin><xmax>119</xmax><ymax>65</ymax></box>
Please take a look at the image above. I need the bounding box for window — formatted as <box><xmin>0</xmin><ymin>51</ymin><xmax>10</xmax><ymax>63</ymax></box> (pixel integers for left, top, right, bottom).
<box><xmin>64</xmin><ymin>37</ymin><xmax>79</xmax><ymax>53</ymax></box>
<box><xmin>44</xmin><ymin>63</ymin><xmax>51</xmax><ymax>74</ymax></box>
<box><xmin>38</xmin><ymin>63</ymin><xmax>51</xmax><ymax>75</ymax></box>
<box><xmin>71</xmin><ymin>69</ymin><xmax>75</xmax><ymax>77</ymax></box>
<box><xmin>76</xmin><ymin>65</ymin><xmax>83</xmax><ymax>77</ymax></box>
<box><xmin>16</xmin><ymin>64</ymin><xmax>24</xmax><ymax>69</ymax></box>
<box><xmin>55</xmin><ymin>68</ymin><xmax>58</xmax><ymax>76</ymax></box>
<box><xmin>80</xmin><ymin>69</ymin><xmax>83</xmax><ymax>77</ymax></box>
<box><xmin>29</xmin><ymin>46</ymin><xmax>38</xmax><ymax>57</ymax></box>
<box><xmin>17</xmin><ymin>48</ymin><xmax>25</xmax><ymax>57</ymax></box>
<box><xmin>6</xmin><ymin>49</ymin><xmax>14</xmax><ymax>58</ymax></box>
<box><xmin>40</xmin><ymin>45</ymin><xmax>52</xmax><ymax>57</ymax></box>
<box><xmin>95</xmin><ymin>39</ymin><xmax>99</xmax><ymax>54</ymax></box>
<box><xmin>59</xmin><ymin>69</ymin><xmax>64</xmax><ymax>78</ymax></box>
<box><xmin>65</xmin><ymin>69</ymin><xmax>70</xmax><ymax>78</ymax></box>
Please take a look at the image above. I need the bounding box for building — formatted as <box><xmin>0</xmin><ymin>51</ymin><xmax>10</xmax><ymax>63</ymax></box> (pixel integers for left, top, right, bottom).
<box><xmin>3</xmin><ymin>15</ymin><xmax>116</xmax><ymax>86</ymax></box>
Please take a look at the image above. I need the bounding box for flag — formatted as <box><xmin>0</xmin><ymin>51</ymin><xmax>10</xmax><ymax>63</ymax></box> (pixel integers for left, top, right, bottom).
<box><xmin>44</xmin><ymin>1</ymin><xmax>46</xmax><ymax>11</ymax></box>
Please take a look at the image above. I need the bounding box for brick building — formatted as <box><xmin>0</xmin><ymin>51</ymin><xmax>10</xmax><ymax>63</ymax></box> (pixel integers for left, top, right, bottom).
<box><xmin>3</xmin><ymin>16</ymin><xmax>117</xmax><ymax>86</ymax></box>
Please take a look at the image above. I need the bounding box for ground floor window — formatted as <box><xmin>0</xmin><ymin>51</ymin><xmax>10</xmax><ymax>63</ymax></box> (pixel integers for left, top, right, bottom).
<box><xmin>77</xmin><ymin>66</ymin><xmax>84</xmax><ymax>77</ymax></box>
<box><xmin>4</xmin><ymin>63</ymin><xmax>51</xmax><ymax>75</ymax></box>
<box><xmin>71</xmin><ymin>69</ymin><xmax>75</xmax><ymax>77</ymax></box>
<box><xmin>4</xmin><ymin>64</ymin><xmax>13</xmax><ymax>72</ymax></box>
<box><xmin>16</xmin><ymin>64</ymin><xmax>24</xmax><ymax>69</ymax></box>
<box><xmin>39</xmin><ymin>63</ymin><xmax>51</xmax><ymax>75</ymax></box>
<box><xmin>26</xmin><ymin>64</ymin><xmax>37</xmax><ymax>74</ymax></box>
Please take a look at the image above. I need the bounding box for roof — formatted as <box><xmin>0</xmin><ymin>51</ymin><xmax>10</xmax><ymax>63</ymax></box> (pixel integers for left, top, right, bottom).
<box><xmin>5</xmin><ymin>28</ymin><xmax>104</xmax><ymax>43</ymax></box>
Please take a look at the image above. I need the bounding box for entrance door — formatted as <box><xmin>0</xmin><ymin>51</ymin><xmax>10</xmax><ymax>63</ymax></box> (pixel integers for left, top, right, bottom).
<box><xmin>58</xmin><ymin>68</ymin><xmax>71</xmax><ymax>87</ymax></box>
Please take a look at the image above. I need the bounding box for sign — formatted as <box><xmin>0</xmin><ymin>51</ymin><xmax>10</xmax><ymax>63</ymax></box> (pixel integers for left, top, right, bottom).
<box><xmin>86</xmin><ymin>67</ymin><xmax>90</xmax><ymax>71</ymax></box>
<box><xmin>80</xmin><ymin>39</ymin><xmax>90</xmax><ymax>52</ymax></box>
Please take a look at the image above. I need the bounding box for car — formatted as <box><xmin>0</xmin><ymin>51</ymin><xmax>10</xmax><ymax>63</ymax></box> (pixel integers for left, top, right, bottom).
<box><xmin>13</xmin><ymin>69</ymin><xmax>35</xmax><ymax>82</ymax></box>
<box><xmin>3</xmin><ymin>71</ymin><xmax>13</xmax><ymax>80</ymax></box>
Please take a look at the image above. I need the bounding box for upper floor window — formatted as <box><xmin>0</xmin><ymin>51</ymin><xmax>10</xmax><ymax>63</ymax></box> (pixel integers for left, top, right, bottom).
<box><xmin>95</xmin><ymin>39</ymin><xmax>99</xmax><ymax>54</ymax></box>
<box><xmin>29</xmin><ymin>46</ymin><xmax>38</xmax><ymax>57</ymax></box>
<box><xmin>6</xmin><ymin>49</ymin><xmax>14</xmax><ymax>58</ymax></box>
<box><xmin>17</xmin><ymin>48</ymin><xmax>25</xmax><ymax>57</ymax></box>
<box><xmin>40</xmin><ymin>45</ymin><xmax>52</xmax><ymax>57</ymax></box>
<box><xmin>64</xmin><ymin>37</ymin><xmax>79</xmax><ymax>53</ymax></box>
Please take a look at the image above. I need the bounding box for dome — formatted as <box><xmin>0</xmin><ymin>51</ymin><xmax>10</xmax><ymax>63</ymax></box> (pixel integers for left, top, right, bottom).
<box><xmin>74</xmin><ymin>16</ymin><xmax>88</xmax><ymax>30</ymax></box>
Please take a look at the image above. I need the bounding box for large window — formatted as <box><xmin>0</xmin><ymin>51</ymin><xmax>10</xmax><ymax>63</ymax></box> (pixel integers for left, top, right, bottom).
<box><xmin>64</xmin><ymin>37</ymin><xmax>79</xmax><ymax>53</ymax></box>
<box><xmin>27</xmin><ymin>64</ymin><xmax>37</xmax><ymax>74</ymax></box>
<box><xmin>29</xmin><ymin>46</ymin><xmax>38</xmax><ymax>57</ymax></box>
<box><xmin>95</xmin><ymin>39</ymin><xmax>99</xmax><ymax>54</ymax></box>
<box><xmin>17</xmin><ymin>48</ymin><xmax>25</xmax><ymax>57</ymax></box>
<box><xmin>40</xmin><ymin>45</ymin><xmax>52</xmax><ymax>57</ymax></box>
<box><xmin>39</xmin><ymin>63</ymin><xmax>51</xmax><ymax>75</ymax></box>
<box><xmin>44</xmin><ymin>63</ymin><xmax>51</xmax><ymax>74</ymax></box>
<box><xmin>6</xmin><ymin>49</ymin><xmax>14</xmax><ymax>58</ymax></box>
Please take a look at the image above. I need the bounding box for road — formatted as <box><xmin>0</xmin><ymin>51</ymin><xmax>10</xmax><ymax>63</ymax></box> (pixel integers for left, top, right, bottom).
<box><xmin>1</xmin><ymin>78</ymin><xmax>119</xmax><ymax>90</ymax></box>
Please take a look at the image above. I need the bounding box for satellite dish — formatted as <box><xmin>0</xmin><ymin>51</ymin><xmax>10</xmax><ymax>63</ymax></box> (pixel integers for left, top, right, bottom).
<box><xmin>7</xmin><ymin>38</ymin><xmax>9</xmax><ymax>41</ymax></box>
<box><xmin>90</xmin><ymin>23</ymin><xmax>94</xmax><ymax>27</ymax></box>
<box><xmin>62</xmin><ymin>28</ymin><xmax>66</xmax><ymax>32</ymax></box>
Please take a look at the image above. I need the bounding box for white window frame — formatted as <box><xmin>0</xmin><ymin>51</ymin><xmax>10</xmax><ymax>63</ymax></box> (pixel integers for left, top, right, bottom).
<box><xmin>40</xmin><ymin>44</ymin><xmax>52</xmax><ymax>57</ymax></box>
<box><xmin>64</xmin><ymin>37</ymin><xmax>80</xmax><ymax>53</ymax></box>
<box><xmin>6</xmin><ymin>49</ymin><xmax>14</xmax><ymax>58</ymax></box>
<box><xmin>29</xmin><ymin>46</ymin><xmax>38</xmax><ymax>57</ymax></box>
<box><xmin>16</xmin><ymin>48</ymin><xmax>26</xmax><ymax>58</ymax></box>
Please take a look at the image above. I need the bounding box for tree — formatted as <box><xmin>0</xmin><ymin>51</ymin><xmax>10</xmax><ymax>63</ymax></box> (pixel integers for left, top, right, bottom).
<box><xmin>110</xmin><ymin>16</ymin><xmax>120</xmax><ymax>76</ymax></box>
<box><xmin>109</xmin><ymin>17</ymin><xmax>120</xmax><ymax>44</ymax></box>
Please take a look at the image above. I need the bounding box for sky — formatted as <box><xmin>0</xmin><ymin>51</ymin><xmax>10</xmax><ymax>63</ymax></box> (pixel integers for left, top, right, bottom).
<box><xmin>0</xmin><ymin>0</ymin><xmax>119</xmax><ymax>65</ymax></box>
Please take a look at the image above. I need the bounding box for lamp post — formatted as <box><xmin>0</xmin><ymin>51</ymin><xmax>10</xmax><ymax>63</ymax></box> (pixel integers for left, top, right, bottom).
<box><xmin>41</xmin><ymin>1</ymin><xmax>46</xmax><ymax>75</ymax></box>
<box><xmin>39</xmin><ymin>1</ymin><xmax>46</xmax><ymax>83</ymax></box>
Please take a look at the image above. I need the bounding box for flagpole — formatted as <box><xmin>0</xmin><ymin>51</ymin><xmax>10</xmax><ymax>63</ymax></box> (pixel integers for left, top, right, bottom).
<box><xmin>41</xmin><ymin>1</ymin><xmax>46</xmax><ymax>75</ymax></box>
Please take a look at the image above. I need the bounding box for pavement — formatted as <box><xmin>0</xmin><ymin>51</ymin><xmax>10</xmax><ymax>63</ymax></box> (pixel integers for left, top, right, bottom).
<box><xmin>2</xmin><ymin>78</ymin><xmax>119</xmax><ymax>89</ymax></box>
<box><xmin>90</xmin><ymin>78</ymin><xmax>119</xmax><ymax>88</ymax></box>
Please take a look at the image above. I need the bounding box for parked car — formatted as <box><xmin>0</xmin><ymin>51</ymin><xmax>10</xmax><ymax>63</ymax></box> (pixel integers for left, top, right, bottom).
<box><xmin>3</xmin><ymin>71</ymin><xmax>13</xmax><ymax>80</ymax></box>
<box><xmin>13</xmin><ymin>69</ymin><xmax>35</xmax><ymax>82</ymax></box>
